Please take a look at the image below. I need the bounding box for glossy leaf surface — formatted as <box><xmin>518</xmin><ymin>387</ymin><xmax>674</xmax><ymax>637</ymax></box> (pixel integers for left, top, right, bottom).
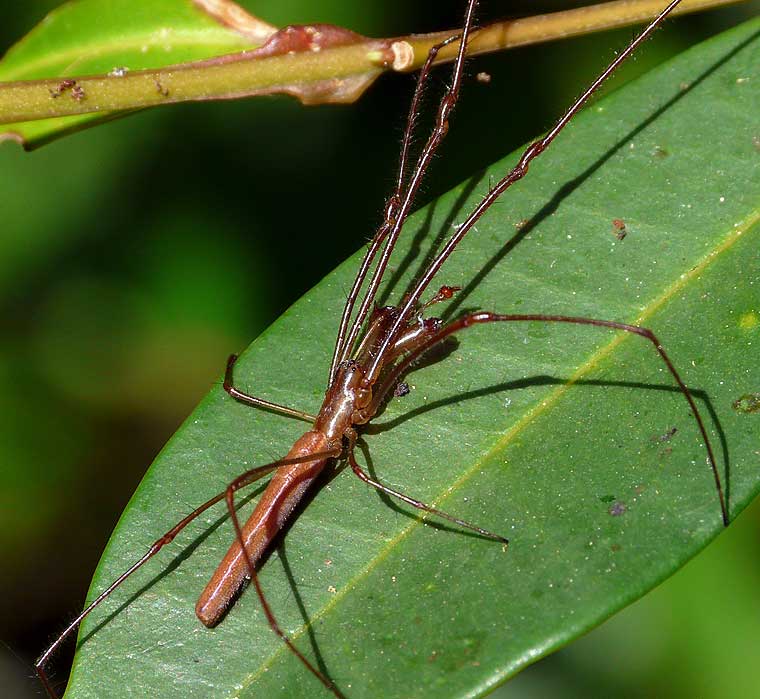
<box><xmin>66</xmin><ymin>19</ymin><xmax>760</xmax><ymax>699</ymax></box>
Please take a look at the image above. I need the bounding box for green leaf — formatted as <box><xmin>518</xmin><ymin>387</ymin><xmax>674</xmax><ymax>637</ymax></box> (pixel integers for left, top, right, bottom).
<box><xmin>0</xmin><ymin>0</ymin><xmax>269</xmax><ymax>147</ymax></box>
<box><xmin>65</xmin><ymin>18</ymin><xmax>760</xmax><ymax>699</ymax></box>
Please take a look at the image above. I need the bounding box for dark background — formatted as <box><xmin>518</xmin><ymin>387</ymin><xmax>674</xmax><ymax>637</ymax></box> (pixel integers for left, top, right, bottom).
<box><xmin>2</xmin><ymin>1</ymin><xmax>759</xmax><ymax>697</ymax></box>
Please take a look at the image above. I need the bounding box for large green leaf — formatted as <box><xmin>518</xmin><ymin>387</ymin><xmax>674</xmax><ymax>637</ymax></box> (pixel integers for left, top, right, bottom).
<box><xmin>64</xmin><ymin>18</ymin><xmax>759</xmax><ymax>698</ymax></box>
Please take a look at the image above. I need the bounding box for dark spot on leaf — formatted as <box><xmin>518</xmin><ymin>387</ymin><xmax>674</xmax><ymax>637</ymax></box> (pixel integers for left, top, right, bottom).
<box><xmin>599</xmin><ymin>494</ymin><xmax>616</xmax><ymax>503</ymax></box>
<box><xmin>651</xmin><ymin>426</ymin><xmax>678</xmax><ymax>443</ymax></box>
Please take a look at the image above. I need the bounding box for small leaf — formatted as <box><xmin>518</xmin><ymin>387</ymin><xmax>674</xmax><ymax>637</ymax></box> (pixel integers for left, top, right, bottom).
<box><xmin>0</xmin><ymin>0</ymin><xmax>266</xmax><ymax>147</ymax></box>
<box><xmin>64</xmin><ymin>18</ymin><xmax>759</xmax><ymax>699</ymax></box>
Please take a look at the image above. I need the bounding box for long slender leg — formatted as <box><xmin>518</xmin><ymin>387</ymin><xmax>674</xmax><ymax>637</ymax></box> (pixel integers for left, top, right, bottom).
<box><xmin>35</xmin><ymin>452</ymin><xmax>335</xmax><ymax>699</ymax></box>
<box><xmin>365</xmin><ymin>0</ymin><xmax>686</xmax><ymax>383</ymax></box>
<box><xmin>345</xmin><ymin>430</ymin><xmax>508</xmax><ymax>544</ymax></box>
<box><xmin>226</xmin><ymin>455</ymin><xmax>346</xmax><ymax>699</ymax></box>
<box><xmin>371</xmin><ymin>311</ymin><xmax>729</xmax><ymax>527</ymax></box>
<box><xmin>224</xmin><ymin>354</ymin><xmax>317</xmax><ymax>423</ymax></box>
<box><xmin>330</xmin><ymin>0</ymin><xmax>480</xmax><ymax>379</ymax></box>
<box><xmin>328</xmin><ymin>34</ymin><xmax>455</xmax><ymax>381</ymax></box>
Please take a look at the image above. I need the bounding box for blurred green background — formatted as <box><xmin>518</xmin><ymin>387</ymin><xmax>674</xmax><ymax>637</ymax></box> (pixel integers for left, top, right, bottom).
<box><xmin>1</xmin><ymin>1</ymin><xmax>758</xmax><ymax>697</ymax></box>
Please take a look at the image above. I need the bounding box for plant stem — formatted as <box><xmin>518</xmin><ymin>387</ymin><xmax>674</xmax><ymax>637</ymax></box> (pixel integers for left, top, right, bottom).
<box><xmin>0</xmin><ymin>0</ymin><xmax>746</xmax><ymax>126</ymax></box>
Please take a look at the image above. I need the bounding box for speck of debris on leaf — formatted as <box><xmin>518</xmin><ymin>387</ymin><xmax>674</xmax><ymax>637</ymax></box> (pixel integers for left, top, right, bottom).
<box><xmin>608</xmin><ymin>501</ymin><xmax>627</xmax><ymax>517</ymax></box>
<box><xmin>733</xmin><ymin>393</ymin><xmax>760</xmax><ymax>414</ymax></box>
<box><xmin>394</xmin><ymin>382</ymin><xmax>410</xmax><ymax>397</ymax></box>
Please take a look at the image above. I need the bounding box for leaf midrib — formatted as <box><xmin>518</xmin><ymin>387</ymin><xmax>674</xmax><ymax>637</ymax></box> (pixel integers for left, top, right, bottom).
<box><xmin>231</xmin><ymin>209</ymin><xmax>759</xmax><ymax>696</ymax></box>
